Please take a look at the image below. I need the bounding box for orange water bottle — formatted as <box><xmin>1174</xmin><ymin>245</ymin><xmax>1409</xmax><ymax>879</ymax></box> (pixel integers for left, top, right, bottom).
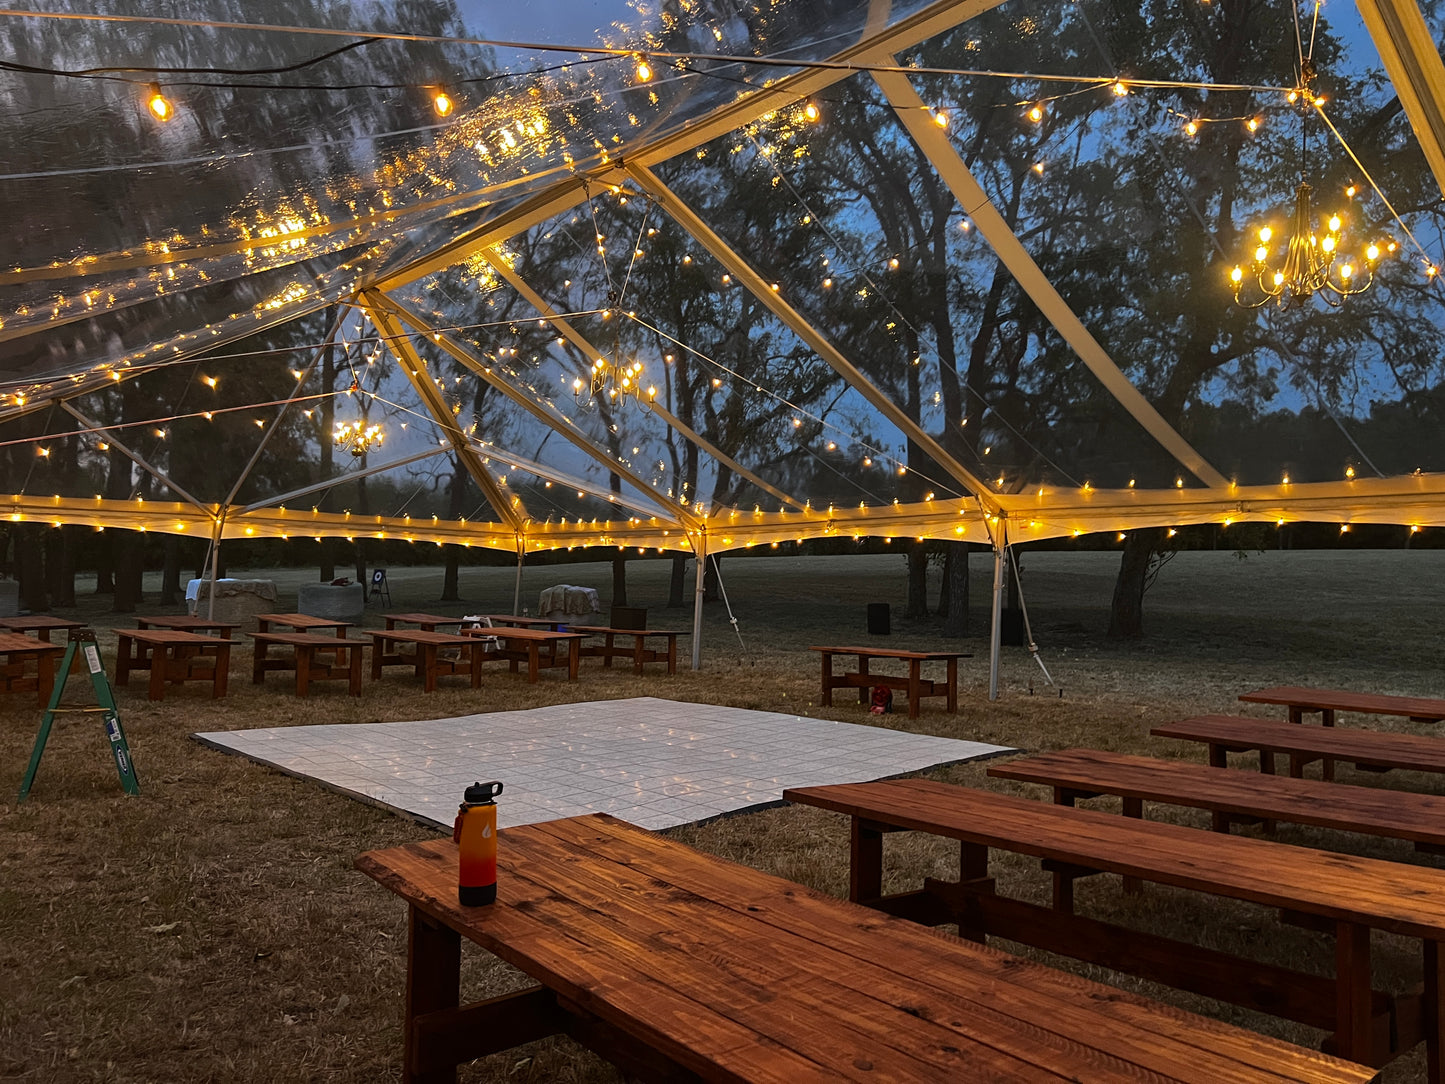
<box><xmin>453</xmin><ymin>780</ymin><xmax>503</xmax><ymax>905</ymax></box>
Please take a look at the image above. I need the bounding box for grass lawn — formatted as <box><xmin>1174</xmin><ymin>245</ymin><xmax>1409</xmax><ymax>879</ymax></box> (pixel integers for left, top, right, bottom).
<box><xmin>2</xmin><ymin>548</ymin><xmax>1443</xmax><ymax>1082</ymax></box>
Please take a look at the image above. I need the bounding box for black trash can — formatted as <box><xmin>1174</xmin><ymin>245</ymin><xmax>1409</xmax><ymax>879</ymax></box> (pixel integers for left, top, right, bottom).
<box><xmin>866</xmin><ymin>603</ymin><xmax>890</xmax><ymax>636</ymax></box>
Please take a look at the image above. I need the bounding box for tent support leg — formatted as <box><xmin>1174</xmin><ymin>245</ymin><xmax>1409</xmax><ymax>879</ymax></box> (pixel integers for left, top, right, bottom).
<box><xmin>989</xmin><ymin>519</ymin><xmax>1007</xmax><ymax>701</ymax></box>
<box><xmin>205</xmin><ymin>514</ymin><xmax>225</xmax><ymax>622</ymax></box>
<box><xmin>513</xmin><ymin>542</ymin><xmax>525</xmax><ymax>616</ymax></box>
<box><xmin>691</xmin><ymin>538</ymin><xmax>706</xmax><ymax>671</ymax></box>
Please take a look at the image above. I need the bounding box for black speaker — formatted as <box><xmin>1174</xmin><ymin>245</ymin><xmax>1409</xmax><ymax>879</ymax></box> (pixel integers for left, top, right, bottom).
<box><xmin>866</xmin><ymin>603</ymin><xmax>890</xmax><ymax>636</ymax></box>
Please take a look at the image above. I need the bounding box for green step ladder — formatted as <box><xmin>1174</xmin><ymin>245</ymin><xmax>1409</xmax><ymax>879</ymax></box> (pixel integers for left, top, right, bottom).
<box><xmin>19</xmin><ymin>627</ymin><xmax>139</xmax><ymax>802</ymax></box>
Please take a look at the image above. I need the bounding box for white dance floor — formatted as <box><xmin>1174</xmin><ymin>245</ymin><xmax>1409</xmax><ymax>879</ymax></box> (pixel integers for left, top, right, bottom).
<box><xmin>194</xmin><ymin>696</ymin><xmax>1014</xmax><ymax>830</ymax></box>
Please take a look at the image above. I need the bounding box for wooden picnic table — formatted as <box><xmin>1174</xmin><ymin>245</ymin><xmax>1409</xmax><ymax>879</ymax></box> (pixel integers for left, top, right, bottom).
<box><xmin>1242</xmin><ymin>685</ymin><xmax>1445</xmax><ymax>725</ymax></box>
<box><xmin>383</xmin><ymin>612</ymin><xmax>466</xmax><ymax>632</ymax></box>
<box><xmin>1155</xmin><ymin>713</ymin><xmax>1445</xmax><ymax>783</ymax></box>
<box><xmin>366</xmin><ymin>629</ymin><xmax>482</xmax><ymax>692</ymax></box>
<box><xmin>810</xmin><ymin>645</ymin><xmax>971</xmax><ymax>718</ymax></box>
<box><xmin>249</xmin><ymin>632</ymin><xmax>363</xmax><ymax>697</ymax></box>
<box><xmin>785</xmin><ymin>776</ymin><xmax>1445</xmax><ymax>1076</ymax></box>
<box><xmin>0</xmin><ymin>630</ymin><xmax>63</xmax><ymax>704</ymax></box>
<box><xmin>0</xmin><ymin>615</ymin><xmax>89</xmax><ymax>642</ymax></box>
<box><xmin>477</xmin><ymin>614</ymin><xmax>571</xmax><ymax>632</ymax></box>
<box><xmin>990</xmin><ymin>746</ymin><xmax>1445</xmax><ymax>854</ymax></box>
<box><xmin>356</xmin><ymin>812</ymin><xmax>1371</xmax><ymax>1084</ymax></box>
<box><xmin>255</xmin><ymin>613</ymin><xmax>352</xmax><ymax>636</ymax></box>
<box><xmin>114</xmin><ymin>628</ymin><xmax>236</xmax><ymax>700</ymax></box>
<box><xmin>570</xmin><ymin>625</ymin><xmax>684</xmax><ymax>675</ymax></box>
<box><xmin>134</xmin><ymin>615</ymin><xmax>240</xmax><ymax>637</ymax></box>
<box><xmin>462</xmin><ymin>625</ymin><xmax>585</xmax><ymax>683</ymax></box>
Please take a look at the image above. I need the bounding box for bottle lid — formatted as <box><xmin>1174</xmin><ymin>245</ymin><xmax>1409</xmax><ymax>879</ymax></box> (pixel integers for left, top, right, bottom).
<box><xmin>464</xmin><ymin>780</ymin><xmax>504</xmax><ymax>804</ymax></box>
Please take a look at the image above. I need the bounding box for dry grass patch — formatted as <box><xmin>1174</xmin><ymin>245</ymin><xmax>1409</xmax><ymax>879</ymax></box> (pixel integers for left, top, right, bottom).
<box><xmin>2</xmin><ymin>549</ymin><xmax>1443</xmax><ymax>1081</ymax></box>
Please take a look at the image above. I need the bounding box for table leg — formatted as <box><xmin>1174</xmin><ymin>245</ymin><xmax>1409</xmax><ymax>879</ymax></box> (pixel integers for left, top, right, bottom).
<box><xmin>631</xmin><ymin>634</ymin><xmax>644</xmax><ymax>675</ymax></box>
<box><xmin>1121</xmin><ymin>797</ymin><xmax>1143</xmax><ymax>894</ymax></box>
<box><xmin>421</xmin><ymin>645</ymin><xmax>438</xmax><ymax>693</ymax></box>
<box><xmin>849</xmin><ymin>818</ymin><xmax>883</xmax><ymax>904</ymax></box>
<box><xmin>35</xmin><ymin>650</ymin><xmax>55</xmax><ymax>706</ymax></box>
<box><xmin>1426</xmin><ymin>939</ymin><xmax>1445</xmax><ymax>1084</ymax></box>
<box><xmin>527</xmin><ymin>645</ymin><xmax>540</xmax><ymax>684</ymax></box>
<box><xmin>1334</xmin><ymin>921</ymin><xmax>1372</xmax><ymax>1065</ymax></box>
<box><xmin>213</xmin><ymin>645</ymin><xmax>231</xmax><ymax>698</ymax></box>
<box><xmin>820</xmin><ymin>652</ymin><xmax>833</xmax><ymax>707</ymax></box>
<box><xmin>567</xmin><ymin>639</ymin><xmax>579</xmax><ymax>682</ymax></box>
<box><xmin>1322</xmin><ymin>708</ymin><xmax>1336</xmax><ymax>727</ymax></box>
<box><xmin>1207</xmin><ymin>743</ymin><xmax>1226</xmax><ymax>769</ymax></box>
<box><xmin>602</xmin><ymin>632</ymin><xmax>615</xmax><ymax>669</ymax></box>
<box><xmin>116</xmin><ymin>636</ymin><xmax>133</xmax><ymax>686</ymax></box>
<box><xmin>665</xmin><ymin>635</ymin><xmax>676</xmax><ymax>675</ymax></box>
<box><xmin>349</xmin><ymin>644</ymin><xmax>363</xmax><ymax>695</ymax></box>
<box><xmin>252</xmin><ymin>639</ymin><xmax>267</xmax><ymax>684</ymax></box>
<box><xmin>295</xmin><ymin>645</ymin><xmax>311</xmax><ymax>698</ymax></box>
<box><xmin>958</xmin><ymin>842</ymin><xmax>990</xmax><ymax>943</ymax></box>
<box><xmin>946</xmin><ymin>656</ymin><xmax>958</xmax><ymax>713</ymax></box>
<box><xmin>907</xmin><ymin>660</ymin><xmax>921</xmax><ymax>719</ymax></box>
<box><xmin>404</xmin><ymin>905</ymin><xmax>461</xmax><ymax>1084</ymax></box>
<box><xmin>857</xmin><ymin>655</ymin><xmax>870</xmax><ymax>706</ymax></box>
<box><xmin>370</xmin><ymin>636</ymin><xmax>385</xmax><ymax>680</ymax></box>
<box><xmin>466</xmin><ymin>642</ymin><xmax>482</xmax><ymax>689</ymax></box>
<box><xmin>1289</xmin><ymin>706</ymin><xmax>1304</xmax><ymax>725</ymax></box>
<box><xmin>148</xmin><ymin>648</ymin><xmax>168</xmax><ymax>701</ymax></box>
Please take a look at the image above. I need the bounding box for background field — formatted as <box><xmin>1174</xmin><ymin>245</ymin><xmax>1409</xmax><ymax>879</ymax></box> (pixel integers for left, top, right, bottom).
<box><xmin>2</xmin><ymin>549</ymin><xmax>1442</xmax><ymax>1082</ymax></box>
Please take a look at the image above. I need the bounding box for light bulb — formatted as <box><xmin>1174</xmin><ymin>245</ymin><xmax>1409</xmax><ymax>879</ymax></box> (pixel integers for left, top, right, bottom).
<box><xmin>1339</xmin><ymin>263</ymin><xmax>1353</xmax><ymax>279</ymax></box>
<box><xmin>1345</xmin><ymin>185</ymin><xmax>1357</xmax><ymax>198</ymax></box>
<box><xmin>803</xmin><ymin>101</ymin><xmax>819</xmax><ymax>122</ymax></box>
<box><xmin>1273</xmin><ymin>271</ymin><xmax>1285</xmax><ymax>286</ymax></box>
<box><xmin>147</xmin><ymin>83</ymin><xmax>173</xmax><ymax>121</ymax></box>
<box><xmin>1247</xmin><ymin>117</ymin><xmax>1260</xmax><ymax>132</ymax></box>
<box><xmin>1028</xmin><ymin>105</ymin><xmax>1043</xmax><ymax>122</ymax></box>
<box><xmin>1112</xmin><ymin>80</ymin><xmax>1128</xmax><ymax>96</ymax></box>
<box><xmin>1366</xmin><ymin>244</ymin><xmax>1379</xmax><ymax>261</ymax></box>
<box><xmin>1230</xmin><ymin>266</ymin><xmax>1243</xmax><ymax>283</ymax></box>
<box><xmin>1321</xmin><ymin>236</ymin><xmax>1335</xmax><ymax>253</ymax></box>
<box><xmin>1185</xmin><ymin>120</ymin><xmax>1198</xmax><ymax>136</ymax></box>
<box><xmin>635</xmin><ymin>57</ymin><xmax>653</xmax><ymax>82</ymax></box>
<box><xmin>1259</xmin><ymin>226</ymin><xmax>1272</xmax><ymax>243</ymax></box>
<box><xmin>432</xmin><ymin>90</ymin><xmax>454</xmax><ymax>117</ymax></box>
<box><xmin>1255</xmin><ymin>246</ymin><xmax>1268</xmax><ymax>262</ymax></box>
<box><xmin>1328</xmin><ymin>215</ymin><xmax>1341</xmax><ymax>233</ymax></box>
<box><xmin>933</xmin><ymin>110</ymin><xmax>949</xmax><ymax>128</ymax></box>
<box><xmin>1345</xmin><ymin>466</ymin><xmax>1356</xmax><ymax>478</ymax></box>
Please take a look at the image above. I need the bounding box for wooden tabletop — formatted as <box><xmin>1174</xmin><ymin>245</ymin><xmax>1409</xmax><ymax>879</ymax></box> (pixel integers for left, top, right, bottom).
<box><xmin>384</xmin><ymin>612</ymin><xmax>464</xmax><ymax>627</ymax></box>
<box><xmin>117</xmin><ymin>628</ymin><xmax>239</xmax><ymax>645</ymax></box>
<box><xmin>990</xmin><ymin>746</ymin><xmax>1445</xmax><ymax>846</ymax></box>
<box><xmin>0</xmin><ymin>615</ymin><xmax>87</xmax><ymax>633</ymax></box>
<box><xmin>785</xmin><ymin>777</ymin><xmax>1445</xmax><ymax>942</ymax></box>
<box><xmin>1243</xmin><ymin>685</ymin><xmax>1445</xmax><ymax>721</ymax></box>
<box><xmin>568</xmin><ymin>625</ymin><xmax>684</xmax><ymax>636</ymax></box>
<box><xmin>463</xmin><ymin>625</ymin><xmax>586</xmax><ymax>641</ymax></box>
<box><xmin>810</xmin><ymin>645</ymin><xmax>973</xmax><ymax>660</ymax></box>
<box><xmin>1155</xmin><ymin>714</ymin><xmax>1445</xmax><ymax>772</ymax></box>
<box><xmin>0</xmin><ymin>631</ymin><xmax>64</xmax><ymax>653</ymax></box>
<box><xmin>356</xmin><ymin>813</ymin><xmax>1370</xmax><ymax>1084</ymax></box>
<box><xmin>250</xmin><ymin>631</ymin><xmax>363</xmax><ymax>646</ymax></box>
<box><xmin>256</xmin><ymin>613</ymin><xmax>353</xmax><ymax>631</ymax></box>
<box><xmin>135</xmin><ymin>615</ymin><xmax>239</xmax><ymax>633</ymax></box>
<box><xmin>479</xmin><ymin>615</ymin><xmax>571</xmax><ymax>629</ymax></box>
<box><xmin>366</xmin><ymin>628</ymin><xmax>480</xmax><ymax>646</ymax></box>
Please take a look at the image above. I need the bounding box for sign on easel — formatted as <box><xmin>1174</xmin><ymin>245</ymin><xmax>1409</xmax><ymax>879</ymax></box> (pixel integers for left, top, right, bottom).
<box><xmin>18</xmin><ymin>627</ymin><xmax>139</xmax><ymax>802</ymax></box>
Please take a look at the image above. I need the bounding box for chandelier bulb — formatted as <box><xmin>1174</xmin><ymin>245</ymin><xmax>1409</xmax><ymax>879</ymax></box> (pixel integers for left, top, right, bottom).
<box><xmin>1258</xmin><ymin>226</ymin><xmax>1272</xmax><ymax>243</ymax></box>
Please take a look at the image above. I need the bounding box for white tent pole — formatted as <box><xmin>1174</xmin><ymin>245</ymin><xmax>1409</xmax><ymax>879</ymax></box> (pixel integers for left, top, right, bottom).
<box><xmin>513</xmin><ymin>538</ymin><xmax>525</xmax><ymax>616</ymax></box>
<box><xmin>989</xmin><ymin>517</ymin><xmax>1007</xmax><ymax>701</ymax></box>
<box><xmin>204</xmin><ymin>510</ymin><xmax>225</xmax><ymax>622</ymax></box>
<box><xmin>691</xmin><ymin>533</ymin><xmax>707</xmax><ymax>671</ymax></box>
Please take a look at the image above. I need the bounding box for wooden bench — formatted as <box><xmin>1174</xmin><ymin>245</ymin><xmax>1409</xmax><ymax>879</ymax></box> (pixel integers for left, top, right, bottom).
<box><xmin>114</xmin><ymin>628</ymin><xmax>236</xmax><ymax>700</ymax></box>
<box><xmin>570</xmin><ymin>625</ymin><xmax>683</xmax><ymax>675</ymax></box>
<box><xmin>785</xmin><ymin>777</ymin><xmax>1445</xmax><ymax>1076</ymax></box>
<box><xmin>461</xmin><ymin>625</ymin><xmax>584</xmax><ymax>683</ymax></box>
<box><xmin>990</xmin><ymin>746</ymin><xmax>1445</xmax><ymax>854</ymax></box>
<box><xmin>810</xmin><ymin>645</ymin><xmax>971</xmax><ymax>718</ymax></box>
<box><xmin>366</xmin><ymin>629</ymin><xmax>483</xmax><ymax>692</ymax></box>
<box><xmin>249</xmin><ymin>632</ymin><xmax>363</xmax><ymax>697</ymax></box>
<box><xmin>1154</xmin><ymin>713</ymin><xmax>1445</xmax><ymax>783</ymax></box>
<box><xmin>384</xmin><ymin>612</ymin><xmax>465</xmax><ymax>632</ymax></box>
<box><xmin>0</xmin><ymin>631</ymin><xmax>63</xmax><ymax>705</ymax></box>
<box><xmin>1242</xmin><ymin>685</ymin><xmax>1445</xmax><ymax>726</ymax></box>
<box><xmin>356</xmin><ymin>812</ymin><xmax>1372</xmax><ymax>1084</ymax></box>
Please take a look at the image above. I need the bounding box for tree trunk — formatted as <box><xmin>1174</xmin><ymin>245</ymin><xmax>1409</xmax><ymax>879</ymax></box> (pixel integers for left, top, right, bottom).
<box><xmin>441</xmin><ymin>548</ymin><xmax>460</xmax><ymax>601</ymax></box>
<box><xmin>611</xmin><ymin>556</ymin><xmax>628</xmax><ymax>607</ymax></box>
<box><xmin>43</xmin><ymin>528</ymin><xmax>66</xmax><ymax>610</ymax></box>
<box><xmin>160</xmin><ymin>536</ymin><xmax>181</xmax><ymax>605</ymax></box>
<box><xmin>55</xmin><ymin>526</ymin><xmax>78</xmax><ymax>608</ymax></box>
<box><xmin>668</xmin><ymin>553</ymin><xmax>687</xmax><ymax>608</ymax></box>
<box><xmin>112</xmin><ymin>530</ymin><xmax>143</xmax><ymax>612</ymax></box>
<box><xmin>319</xmin><ymin>538</ymin><xmax>336</xmax><ymax>583</ymax></box>
<box><xmin>703</xmin><ymin>553</ymin><xmax>721</xmax><ymax>603</ymax></box>
<box><xmin>905</xmin><ymin>542</ymin><xmax>928</xmax><ymax>619</ymax></box>
<box><xmin>16</xmin><ymin>524</ymin><xmax>48</xmax><ymax>612</ymax></box>
<box><xmin>1108</xmin><ymin>527</ymin><xmax>1166</xmax><ymax>638</ymax></box>
<box><xmin>95</xmin><ymin>541</ymin><xmax>114</xmax><ymax>595</ymax></box>
<box><xmin>942</xmin><ymin>542</ymin><xmax>969</xmax><ymax>637</ymax></box>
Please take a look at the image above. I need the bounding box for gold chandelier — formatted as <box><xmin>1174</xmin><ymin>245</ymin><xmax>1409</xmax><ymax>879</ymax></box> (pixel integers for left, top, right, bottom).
<box><xmin>571</xmin><ymin>356</ymin><xmax>657</xmax><ymax>407</ymax></box>
<box><xmin>1230</xmin><ymin>67</ymin><xmax>1392</xmax><ymax>309</ymax></box>
<box><xmin>333</xmin><ymin>420</ymin><xmax>383</xmax><ymax>457</ymax></box>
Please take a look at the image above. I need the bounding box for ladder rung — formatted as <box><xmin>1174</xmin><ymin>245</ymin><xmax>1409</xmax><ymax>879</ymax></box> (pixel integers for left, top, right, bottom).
<box><xmin>48</xmin><ymin>706</ymin><xmax>113</xmax><ymax>714</ymax></box>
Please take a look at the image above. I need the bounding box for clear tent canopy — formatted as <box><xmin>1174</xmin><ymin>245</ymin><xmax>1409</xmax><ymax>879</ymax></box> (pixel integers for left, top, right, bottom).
<box><xmin>3</xmin><ymin>0</ymin><xmax>1445</xmax><ymax>558</ymax></box>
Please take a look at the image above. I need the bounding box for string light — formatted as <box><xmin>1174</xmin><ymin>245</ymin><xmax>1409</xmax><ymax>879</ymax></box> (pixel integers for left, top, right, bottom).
<box><xmin>634</xmin><ymin>56</ymin><xmax>653</xmax><ymax>82</ymax></box>
<box><xmin>146</xmin><ymin>82</ymin><xmax>173</xmax><ymax>121</ymax></box>
<box><xmin>431</xmin><ymin>89</ymin><xmax>454</xmax><ymax>117</ymax></box>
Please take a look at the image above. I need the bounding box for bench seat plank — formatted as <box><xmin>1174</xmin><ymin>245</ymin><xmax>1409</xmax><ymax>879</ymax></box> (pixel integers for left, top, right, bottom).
<box><xmin>989</xmin><ymin>747</ymin><xmax>1445</xmax><ymax>847</ymax></box>
<box><xmin>358</xmin><ymin>815</ymin><xmax>1371</xmax><ymax>1084</ymax></box>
